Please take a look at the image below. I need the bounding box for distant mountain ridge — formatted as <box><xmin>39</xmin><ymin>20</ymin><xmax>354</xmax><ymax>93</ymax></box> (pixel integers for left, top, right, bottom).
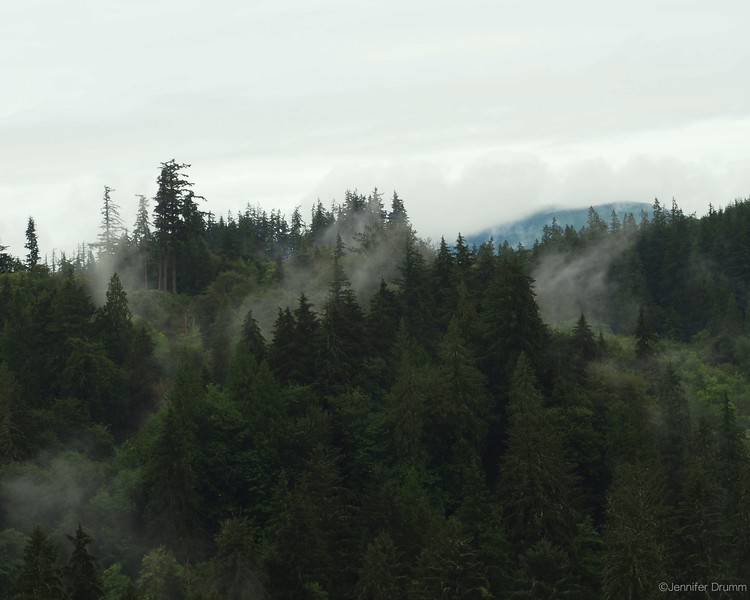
<box><xmin>465</xmin><ymin>202</ymin><xmax>652</xmax><ymax>248</ymax></box>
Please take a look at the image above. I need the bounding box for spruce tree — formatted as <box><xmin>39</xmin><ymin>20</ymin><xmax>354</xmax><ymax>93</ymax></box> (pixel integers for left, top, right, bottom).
<box><xmin>240</xmin><ymin>308</ymin><xmax>266</xmax><ymax>363</ymax></box>
<box><xmin>98</xmin><ymin>186</ymin><xmax>123</xmax><ymax>257</ymax></box>
<box><xmin>132</xmin><ymin>194</ymin><xmax>152</xmax><ymax>289</ymax></box>
<box><xmin>65</xmin><ymin>524</ymin><xmax>103</xmax><ymax>600</ymax></box>
<box><xmin>24</xmin><ymin>217</ymin><xmax>39</xmax><ymax>269</ymax></box>
<box><xmin>354</xmin><ymin>532</ymin><xmax>404</xmax><ymax>600</ymax></box>
<box><xmin>602</xmin><ymin>462</ymin><xmax>669</xmax><ymax>600</ymax></box>
<box><xmin>17</xmin><ymin>526</ymin><xmax>63</xmax><ymax>600</ymax></box>
<box><xmin>96</xmin><ymin>273</ymin><xmax>133</xmax><ymax>364</ymax></box>
<box><xmin>500</xmin><ymin>354</ymin><xmax>579</xmax><ymax>553</ymax></box>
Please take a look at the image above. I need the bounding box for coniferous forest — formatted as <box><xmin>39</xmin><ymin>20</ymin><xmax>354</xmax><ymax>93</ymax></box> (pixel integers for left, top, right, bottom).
<box><xmin>1</xmin><ymin>160</ymin><xmax>750</xmax><ymax>599</ymax></box>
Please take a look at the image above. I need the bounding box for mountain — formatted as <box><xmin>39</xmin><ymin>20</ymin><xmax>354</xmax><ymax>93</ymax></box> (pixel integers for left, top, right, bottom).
<box><xmin>465</xmin><ymin>202</ymin><xmax>652</xmax><ymax>248</ymax></box>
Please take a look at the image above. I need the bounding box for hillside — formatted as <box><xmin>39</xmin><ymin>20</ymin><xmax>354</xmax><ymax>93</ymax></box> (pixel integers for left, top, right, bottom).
<box><xmin>0</xmin><ymin>167</ymin><xmax>749</xmax><ymax>599</ymax></box>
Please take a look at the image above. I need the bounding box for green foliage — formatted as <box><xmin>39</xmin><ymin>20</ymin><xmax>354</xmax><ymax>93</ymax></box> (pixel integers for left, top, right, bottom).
<box><xmin>6</xmin><ymin>180</ymin><xmax>750</xmax><ymax>597</ymax></box>
<box><xmin>136</xmin><ymin>547</ymin><xmax>183</xmax><ymax>600</ymax></box>
<box><xmin>602</xmin><ymin>462</ymin><xmax>669</xmax><ymax>600</ymax></box>
<box><xmin>65</xmin><ymin>524</ymin><xmax>104</xmax><ymax>600</ymax></box>
<box><xmin>16</xmin><ymin>525</ymin><xmax>63</xmax><ymax>600</ymax></box>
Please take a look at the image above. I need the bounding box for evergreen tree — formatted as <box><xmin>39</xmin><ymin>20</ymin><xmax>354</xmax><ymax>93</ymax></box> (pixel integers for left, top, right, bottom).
<box><xmin>152</xmin><ymin>160</ymin><xmax>201</xmax><ymax>293</ymax></box>
<box><xmin>240</xmin><ymin>308</ymin><xmax>266</xmax><ymax>363</ymax></box>
<box><xmin>572</xmin><ymin>313</ymin><xmax>597</xmax><ymax>365</ymax></box>
<box><xmin>268</xmin><ymin>307</ymin><xmax>297</xmax><ymax>384</ymax></box>
<box><xmin>98</xmin><ymin>186</ymin><xmax>123</xmax><ymax>257</ymax></box>
<box><xmin>143</xmin><ymin>387</ymin><xmax>202</xmax><ymax>560</ymax></box>
<box><xmin>96</xmin><ymin>273</ymin><xmax>133</xmax><ymax>364</ymax></box>
<box><xmin>132</xmin><ymin>194</ymin><xmax>152</xmax><ymax>289</ymax></box>
<box><xmin>387</xmin><ymin>191</ymin><xmax>408</xmax><ymax>229</ymax></box>
<box><xmin>481</xmin><ymin>252</ymin><xmax>545</xmax><ymax>384</ymax></box>
<box><xmin>291</xmin><ymin>293</ymin><xmax>319</xmax><ymax>385</ymax></box>
<box><xmin>412</xmin><ymin>529</ymin><xmax>491</xmax><ymax>600</ymax></box>
<box><xmin>354</xmin><ymin>532</ymin><xmax>404</xmax><ymax>600</ymax></box>
<box><xmin>25</xmin><ymin>216</ymin><xmax>40</xmax><ymax>269</ymax></box>
<box><xmin>65</xmin><ymin>524</ymin><xmax>103</xmax><ymax>600</ymax></box>
<box><xmin>634</xmin><ymin>305</ymin><xmax>654</xmax><ymax>358</ymax></box>
<box><xmin>211</xmin><ymin>518</ymin><xmax>268</xmax><ymax>600</ymax></box>
<box><xmin>500</xmin><ymin>354</ymin><xmax>579</xmax><ymax>552</ymax></box>
<box><xmin>602</xmin><ymin>462</ymin><xmax>669</xmax><ymax>600</ymax></box>
<box><xmin>16</xmin><ymin>526</ymin><xmax>63</xmax><ymax>600</ymax></box>
<box><xmin>136</xmin><ymin>547</ymin><xmax>183</xmax><ymax>600</ymax></box>
<box><xmin>268</xmin><ymin>446</ymin><xmax>355</xmax><ymax>599</ymax></box>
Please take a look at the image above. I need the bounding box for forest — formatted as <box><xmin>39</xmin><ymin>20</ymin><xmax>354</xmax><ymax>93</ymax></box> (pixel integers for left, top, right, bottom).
<box><xmin>0</xmin><ymin>160</ymin><xmax>749</xmax><ymax>599</ymax></box>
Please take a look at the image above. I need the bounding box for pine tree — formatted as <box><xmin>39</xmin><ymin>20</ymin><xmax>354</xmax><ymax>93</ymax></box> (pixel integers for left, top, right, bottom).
<box><xmin>143</xmin><ymin>401</ymin><xmax>202</xmax><ymax>561</ymax></box>
<box><xmin>17</xmin><ymin>526</ymin><xmax>63</xmax><ymax>600</ymax></box>
<box><xmin>572</xmin><ymin>313</ymin><xmax>597</xmax><ymax>365</ymax></box>
<box><xmin>386</xmin><ymin>191</ymin><xmax>408</xmax><ymax>229</ymax></box>
<box><xmin>268</xmin><ymin>307</ymin><xmax>297</xmax><ymax>384</ymax></box>
<box><xmin>500</xmin><ymin>354</ymin><xmax>579</xmax><ymax>552</ymax></box>
<box><xmin>291</xmin><ymin>293</ymin><xmax>319</xmax><ymax>385</ymax></box>
<box><xmin>25</xmin><ymin>217</ymin><xmax>40</xmax><ymax>269</ymax></box>
<box><xmin>96</xmin><ymin>273</ymin><xmax>133</xmax><ymax>364</ymax></box>
<box><xmin>136</xmin><ymin>547</ymin><xmax>183</xmax><ymax>600</ymax></box>
<box><xmin>481</xmin><ymin>252</ymin><xmax>545</xmax><ymax>384</ymax></box>
<box><xmin>132</xmin><ymin>194</ymin><xmax>152</xmax><ymax>289</ymax></box>
<box><xmin>634</xmin><ymin>305</ymin><xmax>654</xmax><ymax>358</ymax></box>
<box><xmin>240</xmin><ymin>308</ymin><xmax>266</xmax><ymax>362</ymax></box>
<box><xmin>355</xmin><ymin>532</ymin><xmax>404</xmax><ymax>600</ymax></box>
<box><xmin>211</xmin><ymin>518</ymin><xmax>268</xmax><ymax>600</ymax></box>
<box><xmin>98</xmin><ymin>186</ymin><xmax>123</xmax><ymax>257</ymax></box>
<box><xmin>152</xmin><ymin>160</ymin><xmax>201</xmax><ymax>293</ymax></box>
<box><xmin>65</xmin><ymin>524</ymin><xmax>103</xmax><ymax>600</ymax></box>
<box><xmin>602</xmin><ymin>462</ymin><xmax>669</xmax><ymax>600</ymax></box>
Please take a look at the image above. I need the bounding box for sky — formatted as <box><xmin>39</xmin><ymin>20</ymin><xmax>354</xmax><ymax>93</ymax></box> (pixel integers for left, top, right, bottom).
<box><xmin>2</xmin><ymin>0</ymin><xmax>750</xmax><ymax>257</ymax></box>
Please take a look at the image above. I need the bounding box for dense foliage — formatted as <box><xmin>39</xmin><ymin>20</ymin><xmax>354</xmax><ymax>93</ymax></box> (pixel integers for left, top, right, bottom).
<box><xmin>0</xmin><ymin>166</ymin><xmax>749</xmax><ymax>599</ymax></box>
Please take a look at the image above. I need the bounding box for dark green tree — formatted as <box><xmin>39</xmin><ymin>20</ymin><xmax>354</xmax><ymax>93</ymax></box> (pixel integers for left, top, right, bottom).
<box><xmin>25</xmin><ymin>217</ymin><xmax>40</xmax><ymax>269</ymax></box>
<box><xmin>500</xmin><ymin>355</ymin><xmax>579</xmax><ymax>553</ymax></box>
<box><xmin>481</xmin><ymin>252</ymin><xmax>545</xmax><ymax>384</ymax></box>
<box><xmin>634</xmin><ymin>305</ymin><xmax>654</xmax><ymax>358</ymax></box>
<box><xmin>152</xmin><ymin>160</ymin><xmax>203</xmax><ymax>293</ymax></box>
<box><xmin>16</xmin><ymin>526</ymin><xmax>63</xmax><ymax>600</ymax></box>
<box><xmin>211</xmin><ymin>518</ymin><xmax>268</xmax><ymax>600</ymax></box>
<box><xmin>132</xmin><ymin>194</ymin><xmax>152</xmax><ymax>289</ymax></box>
<box><xmin>602</xmin><ymin>462</ymin><xmax>669</xmax><ymax>600</ymax></box>
<box><xmin>240</xmin><ymin>308</ymin><xmax>266</xmax><ymax>363</ymax></box>
<box><xmin>65</xmin><ymin>524</ymin><xmax>103</xmax><ymax>600</ymax></box>
<box><xmin>98</xmin><ymin>186</ymin><xmax>123</xmax><ymax>257</ymax></box>
<box><xmin>572</xmin><ymin>313</ymin><xmax>597</xmax><ymax>365</ymax></box>
<box><xmin>96</xmin><ymin>273</ymin><xmax>133</xmax><ymax>364</ymax></box>
<box><xmin>354</xmin><ymin>532</ymin><xmax>404</xmax><ymax>600</ymax></box>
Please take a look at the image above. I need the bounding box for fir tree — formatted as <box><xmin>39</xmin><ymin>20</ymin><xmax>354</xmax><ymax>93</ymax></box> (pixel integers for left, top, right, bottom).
<box><xmin>25</xmin><ymin>217</ymin><xmax>39</xmax><ymax>269</ymax></box>
<box><xmin>17</xmin><ymin>526</ymin><xmax>63</xmax><ymax>600</ymax></box>
<box><xmin>65</xmin><ymin>524</ymin><xmax>103</xmax><ymax>600</ymax></box>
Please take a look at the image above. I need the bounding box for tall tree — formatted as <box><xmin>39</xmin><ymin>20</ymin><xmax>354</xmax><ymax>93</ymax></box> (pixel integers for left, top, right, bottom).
<box><xmin>17</xmin><ymin>526</ymin><xmax>63</xmax><ymax>600</ymax></box>
<box><xmin>481</xmin><ymin>252</ymin><xmax>545</xmax><ymax>384</ymax></box>
<box><xmin>25</xmin><ymin>216</ymin><xmax>39</xmax><ymax>269</ymax></box>
<box><xmin>602</xmin><ymin>462</ymin><xmax>669</xmax><ymax>600</ymax></box>
<box><xmin>65</xmin><ymin>524</ymin><xmax>104</xmax><ymax>600</ymax></box>
<box><xmin>132</xmin><ymin>194</ymin><xmax>152</xmax><ymax>289</ymax></box>
<box><xmin>98</xmin><ymin>186</ymin><xmax>123</xmax><ymax>257</ymax></box>
<box><xmin>500</xmin><ymin>354</ymin><xmax>579</xmax><ymax>553</ymax></box>
<box><xmin>211</xmin><ymin>517</ymin><xmax>268</xmax><ymax>600</ymax></box>
<box><xmin>152</xmin><ymin>160</ymin><xmax>200</xmax><ymax>293</ymax></box>
<box><xmin>96</xmin><ymin>273</ymin><xmax>133</xmax><ymax>364</ymax></box>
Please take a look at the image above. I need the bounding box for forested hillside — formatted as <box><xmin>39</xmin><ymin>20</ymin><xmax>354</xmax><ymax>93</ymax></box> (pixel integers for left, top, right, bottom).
<box><xmin>1</xmin><ymin>161</ymin><xmax>749</xmax><ymax>599</ymax></box>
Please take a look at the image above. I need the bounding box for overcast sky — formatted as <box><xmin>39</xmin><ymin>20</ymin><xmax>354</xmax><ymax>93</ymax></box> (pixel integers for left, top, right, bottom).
<box><xmin>2</xmin><ymin>0</ymin><xmax>750</xmax><ymax>257</ymax></box>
